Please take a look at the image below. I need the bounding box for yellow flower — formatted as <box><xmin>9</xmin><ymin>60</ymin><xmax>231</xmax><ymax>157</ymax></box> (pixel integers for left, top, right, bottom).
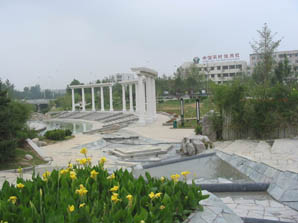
<box><xmin>70</xmin><ymin>171</ymin><xmax>77</xmax><ymax>180</ymax></box>
<box><xmin>68</xmin><ymin>205</ymin><xmax>75</xmax><ymax>213</ymax></box>
<box><xmin>8</xmin><ymin>196</ymin><xmax>17</xmax><ymax>204</ymax></box>
<box><xmin>80</xmin><ymin>147</ymin><xmax>87</xmax><ymax>155</ymax></box>
<box><xmin>80</xmin><ymin>158</ymin><xmax>87</xmax><ymax>165</ymax></box>
<box><xmin>90</xmin><ymin>169</ymin><xmax>99</xmax><ymax>179</ymax></box>
<box><xmin>99</xmin><ymin>157</ymin><xmax>107</xmax><ymax>166</ymax></box>
<box><xmin>171</xmin><ymin>174</ymin><xmax>180</xmax><ymax>183</ymax></box>
<box><xmin>60</xmin><ymin>169</ymin><xmax>68</xmax><ymax>175</ymax></box>
<box><xmin>160</xmin><ymin>176</ymin><xmax>165</xmax><ymax>182</ymax></box>
<box><xmin>126</xmin><ymin>194</ymin><xmax>133</xmax><ymax>201</ymax></box>
<box><xmin>140</xmin><ymin>221</ymin><xmax>145</xmax><ymax>223</ymax></box>
<box><xmin>87</xmin><ymin>157</ymin><xmax>92</xmax><ymax>165</ymax></box>
<box><xmin>149</xmin><ymin>192</ymin><xmax>155</xmax><ymax>199</ymax></box>
<box><xmin>68</xmin><ymin>163</ymin><xmax>73</xmax><ymax>169</ymax></box>
<box><xmin>110</xmin><ymin>185</ymin><xmax>119</xmax><ymax>192</ymax></box>
<box><xmin>107</xmin><ymin>173</ymin><xmax>115</xmax><ymax>180</ymax></box>
<box><xmin>76</xmin><ymin>158</ymin><xmax>81</xmax><ymax>164</ymax></box>
<box><xmin>79</xmin><ymin>203</ymin><xmax>86</xmax><ymax>208</ymax></box>
<box><xmin>111</xmin><ymin>193</ymin><xmax>120</xmax><ymax>203</ymax></box>
<box><xmin>17</xmin><ymin>167</ymin><xmax>22</xmax><ymax>174</ymax></box>
<box><xmin>42</xmin><ymin>171</ymin><xmax>51</xmax><ymax>181</ymax></box>
<box><xmin>154</xmin><ymin>192</ymin><xmax>162</xmax><ymax>198</ymax></box>
<box><xmin>160</xmin><ymin>205</ymin><xmax>165</xmax><ymax>210</ymax></box>
<box><xmin>181</xmin><ymin>171</ymin><xmax>191</xmax><ymax>177</ymax></box>
<box><xmin>16</xmin><ymin>183</ymin><xmax>24</xmax><ymax>189</ymax></box>
<box><xmin>75</xmin><ymin>184</ymin><xmax>88</xmax><ymax>196</ymax></box>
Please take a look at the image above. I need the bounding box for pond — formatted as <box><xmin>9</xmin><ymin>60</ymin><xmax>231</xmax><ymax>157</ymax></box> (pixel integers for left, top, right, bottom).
<box><xmin>133</xmin><ymin>154</ymin><xmax>252</xmax><ymax>184</ymax></box>
<box><xmin>28</xmin><ymin>120</ymin><xmax>93</xmax><ymax>135</ymax></box>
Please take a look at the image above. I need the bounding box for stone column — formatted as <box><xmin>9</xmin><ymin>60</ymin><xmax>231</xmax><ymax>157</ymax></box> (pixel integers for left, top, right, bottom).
<box><xmin>145</xmin><ymin>76</ymin><xmax>153</xmax><ymax>121</ymax></box>
<box><xmin>109</xmin><ymin>86</ymin><xmax>113</xmax><ymax>111</ymax></box>
<box><xmin>71</xmin><ymin>88</ymin><xmax>75</xmax><ymax>111</ymax></box>
<box><xmin>100</xmin><ymin>87</ymin><xmax>104</xmax><ymax>111</ymax></box>
<box><xmin>91</xmin><ymin>87</ymin><xmax>95</xmax><ymax>111</ymax></box>
<box><xmin>135</xmin><ymin>83</ymin><xmax>139</xmax><ymax>113</ymax></box>
<box><xmin>81</xmin><ymin>88</ymin><xmax>86</xmax><ymax>111</ymax></box>
<box><xmin>137</xmin><ymin>75</ymin><xmax>146</xmax><ymax>124</ymax></box>
<box><xmin>151</xmin><ymin>78</ymin><xmax>157</xmax><ymax>117</ymax></box>
<box><xmin>122</xmin><ymin>84</ymin><xmax>126</xmax><ymax>112</ymax></box>
<box><xmin>129</xmin><ymin>84</ymin><xmax>133</xmax><ymax>112</ymax></box>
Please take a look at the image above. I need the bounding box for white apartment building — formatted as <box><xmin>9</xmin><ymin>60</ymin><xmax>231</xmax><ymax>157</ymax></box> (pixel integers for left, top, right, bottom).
<box><xmin>181</xmin><ymin>60</ymin><xmax>248</xmax><ymax>84</ymax></box>
<box><xmin>250</xmin><ymin>50</ymin><xmax>298</xmax><ymax>72</ymax></box>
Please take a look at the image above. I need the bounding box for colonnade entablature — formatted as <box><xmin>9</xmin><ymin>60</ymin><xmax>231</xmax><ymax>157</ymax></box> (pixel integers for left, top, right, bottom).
<box><xmin>68</xmin><ymin>67</ymin><xmax>157</xmax><ymax>124</ymax></box>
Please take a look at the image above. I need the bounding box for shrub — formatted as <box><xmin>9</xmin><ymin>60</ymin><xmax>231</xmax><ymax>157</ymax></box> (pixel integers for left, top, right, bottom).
<box><xmin>0</xmin><ymin>150</ymin><xmax>208</xmax><ymax>222</ymax></box>
<box><xmin>44</xmin><ymin>129</ymin><xmax>71</xmax><ymax>141</ymax></box>
<box><xmin>194</xmin><ymin>125</ymin><xmax>202</xmax><ymax>135</ymax></box>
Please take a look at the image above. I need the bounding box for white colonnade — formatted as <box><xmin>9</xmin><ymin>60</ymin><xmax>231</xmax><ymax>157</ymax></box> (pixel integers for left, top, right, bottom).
<box><xmin>69</xmin><ymin>67</ymin><xmax>157</xmax><ymax>124</ymax></box>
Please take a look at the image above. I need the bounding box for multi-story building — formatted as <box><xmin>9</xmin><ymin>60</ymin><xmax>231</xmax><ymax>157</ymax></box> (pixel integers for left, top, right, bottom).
<box><xmin>250</xmin><ymin>50</ymin><xmax>298</xmax><ymax>73</ymax></box>
<box><xmin>108</xmin><ymin>73</ymin><xmax>135</xmax><ymax>82</ymax></box>
<box><xmin>180</xmin><ymin>60</ymin><xmax>248</xmax><ymax>84</ymax></box>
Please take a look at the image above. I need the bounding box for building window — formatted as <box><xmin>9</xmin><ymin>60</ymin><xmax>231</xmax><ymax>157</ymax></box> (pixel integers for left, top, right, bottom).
<box><xmin>295</xmin><ymin>54</ymin><xmax>298</xmax><ymax>57</ymax></box>
<box><xmin>204</xmin><ymin>68</ymin><xmax>207</xmax><ymax>71</ymax></box>
<box><xmin>210</xmin><ymin>67</ymin><xmax>214</xmax><ymax>71</ymax></box>
<box><xmin>223</xmin><ymin>73</ymin><xmax>229</xmax><ymax>77</ymax></box>
<box><xmin>217</xmin><ymin>74</ymin><xmax>221</xmax><ymax>77</ymax></box>
<box><xmin>218</xmin><ymin>81</ymin><xmax>221</xmax><ymax>84</ymax></box>
<box><xmin>236</xmin><ymin>64</ymin><xmax>242</xmax><ymax>70</ymax></box>
<box><xmin>211</xmin><ymin>74</ymin><xmax>215</xmax><ymax>78</ymax></box>
<box><xmin>217</xmin><ymin>66</ymin><xmax>221</xmax><ymax>70</ymax></box>
<box><xmin>223</xmin><ymin>66</ymin><xmax>228</xmax><ymax>70</ymax></box>
<box><xmin>230</xmin><ymin>73</ymin><xmax>235</xmax><ymax>77</ymax></box>
<box><xmin>229</xmin><ymin>65</ymin><xmax>235</xmax><ymax>69</ymax></box>
<box><xmin>198</xmin><ymin>68</ymin><xmax>202</xmax><ymax>71</ymax></box>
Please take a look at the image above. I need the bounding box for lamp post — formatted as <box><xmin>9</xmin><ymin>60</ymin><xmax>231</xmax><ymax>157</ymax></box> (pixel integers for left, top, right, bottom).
<box><xmin>180</xmin><ymin>98</ymin><xmax>184</xmax><ymax>127</ymax></box>
<box><xmin>196</xmin><ymin>98</ymin><xmax>200</xmax><ymax>125</ymax></box>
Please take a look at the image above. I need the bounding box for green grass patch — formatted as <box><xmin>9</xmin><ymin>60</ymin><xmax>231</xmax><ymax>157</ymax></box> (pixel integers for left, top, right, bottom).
<box><xmin>0</xmin><ymin>147</ymin><xmax>47</xmax><ymax>171</ymax></box>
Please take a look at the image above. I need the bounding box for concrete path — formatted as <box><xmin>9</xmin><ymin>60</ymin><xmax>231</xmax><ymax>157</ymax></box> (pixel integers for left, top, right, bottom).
<box><xmin>215</xmin><ymin>138</ymin><xmax>298</xmax><ymax>173</ymax></box>
<box><xmin>124</xmin><ymin>114</ymin><xmax>194</xmax><ymax>142</ymax></box>
<box><xmin>218</xmin><ymin>192</ymin><xmax>298</xmax><ymax>222</ymax></box>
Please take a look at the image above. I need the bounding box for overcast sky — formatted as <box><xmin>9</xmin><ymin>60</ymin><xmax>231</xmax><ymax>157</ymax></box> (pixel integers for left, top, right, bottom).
<box><xmin>0</xmin><ymin>0</ymin><xmax>297</xmax><ymax>90</ymax></box>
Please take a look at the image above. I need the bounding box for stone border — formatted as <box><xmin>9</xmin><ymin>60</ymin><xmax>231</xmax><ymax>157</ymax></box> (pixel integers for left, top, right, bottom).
<box><xmin>142</xmin><ymin>152</ymin><xmax>216</xmax><ymax>169</ymax></box>
<box><xmin>241</xmin><ymin>217</ymin><xmax>293</xmax><ymax>223</ymax></box>
<box><xmin>216</xmin><ymin>150</ymin><xmax>298</xmax><ymax>211</ymax></box>
<box><xmin>185</xmin><ymin>190</ymin><xmax>243</xmax><ymax>223</ymax></box>
<box><xmin>198</xmin><ymin>183</ymin><xmax>269</xmax><ymax>192</ymax></box>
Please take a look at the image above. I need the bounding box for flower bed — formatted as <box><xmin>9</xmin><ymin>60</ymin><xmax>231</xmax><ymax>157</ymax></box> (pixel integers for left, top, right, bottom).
<box><xmin>0</xmin><ymin>149</ymin><xmax>208</xmax><ymax>222</ymax></box>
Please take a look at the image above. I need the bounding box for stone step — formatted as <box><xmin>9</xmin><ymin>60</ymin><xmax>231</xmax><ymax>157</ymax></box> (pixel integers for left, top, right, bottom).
<box><xmin>73</xmin><ymin>112</ymin><xmax>97</xmax><ymax>119</ymax></box>
<box><xmin>58</xmin><ymin>111</ymin><xmax>80</xmax><ymax>118</ymax></box>
<box><xmin>102</xmin><ymin>113</ymin><xmax>133</xmax><ymax>123</ymax></box>
<box><xmin>94</xmin><ymin>112</ymin><xmax>122</xmax><ymax>122</ymax></box>
<box><xmin>103</xmin><ymin>117</ymin><xmax>138</xmax><ymax>128</ymax></box>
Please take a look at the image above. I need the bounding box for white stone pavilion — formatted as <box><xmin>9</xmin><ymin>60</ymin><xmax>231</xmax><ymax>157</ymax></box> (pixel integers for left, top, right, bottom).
<box><xmin>69</xmin><ymin>67</ymin><xmax>157</xmax><ymax>124</ymax></box>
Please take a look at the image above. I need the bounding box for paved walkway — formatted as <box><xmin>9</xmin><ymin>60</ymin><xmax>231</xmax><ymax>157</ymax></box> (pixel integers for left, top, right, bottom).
<box><xmin>214</xmin><ymin>138</ymin><xmax>298</xmax><ymax>173</ymax></box>
<box><xmin>218</xmin><ymin>192</ymin><xmax>298</xmax><ymax>222</ymax></box>
<box><xmin>124</xmin><ymin>114</ymin><xmax>194</xmax><ymax>142</ymax></box>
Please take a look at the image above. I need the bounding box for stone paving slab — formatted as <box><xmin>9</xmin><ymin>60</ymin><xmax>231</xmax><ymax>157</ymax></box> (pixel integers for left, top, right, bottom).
<box><xmin>217</xmin><ymin>192</ymin><xmax>298</xmax><ymax>222</ymax></box>
<box><xmin>187</xmin><ymin>191</ymin><xmax>243</xmax><ymax>223</ymax></box>
<box><xmin>215</xmin><ymin>139</ymin><xmax>298</xmax><ymax>173</ymax></box>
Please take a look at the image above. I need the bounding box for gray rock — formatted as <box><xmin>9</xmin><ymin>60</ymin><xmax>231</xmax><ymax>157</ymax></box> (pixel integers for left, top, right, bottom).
<box><xmin>191</xmin><ymin>139</ymin><xmax>206</xmax><ymax>154</ymax></box>
<box><xmin>36</xmin><ymin>141</ymin><xmax>47</xmax><ymax>147</ymax></box>
<box><xmin>24</xmin><ymin>154</ymin><xmax>33</xmax><ymax>160</ymax></box>
<box><xmin>32</xmin><ymin>138</ymin><xmax>39</xmax><ymax>143</ymax></box>
<box><xmin>186</xmin><ymin>142</ymin><xmax>196</xmax><ymax>156</ymax></box>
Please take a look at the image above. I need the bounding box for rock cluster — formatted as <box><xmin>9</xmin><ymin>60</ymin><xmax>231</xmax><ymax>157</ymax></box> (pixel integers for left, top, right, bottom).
<box><xmin>180</xmin><ymin>135</ymin><xmax>213</xmax><ymax>156</ymax></box>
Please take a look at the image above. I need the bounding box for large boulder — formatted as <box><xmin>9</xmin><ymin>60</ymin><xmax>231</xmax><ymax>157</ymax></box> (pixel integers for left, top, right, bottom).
<box><xmin>24</xmin><ymin>154</ymin><xmax>33</xmax><ymax>160</ymax></box>
<box><xmin>190</xmin><ymin>138</ymin><xmax>206</xmax><ymax>154</ymax></box>
<box><xmin>185</xmin><ymin>141</ymin><xmax>196</xmax><ymax>156</ymax></box>
<box><xmin>202</xmin><ymin>110</ymin><xmax>217</xmax><ymax>142</ymax></box>
<box><xmin>180</xmin><ymin>135</ymin><xmax>213</xmax><ymax>156</ymax></box>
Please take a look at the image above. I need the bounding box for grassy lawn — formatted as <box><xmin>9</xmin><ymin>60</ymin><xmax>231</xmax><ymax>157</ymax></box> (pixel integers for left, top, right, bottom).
<box><xmin>157</xmin><ymin>98</ymin><xmax>214</xmax><ymax>119</ymax></box>
<box><xmin>0</xmin><ymin>146</ymin><xmax>47</xmax><ymax>171</ymax></box>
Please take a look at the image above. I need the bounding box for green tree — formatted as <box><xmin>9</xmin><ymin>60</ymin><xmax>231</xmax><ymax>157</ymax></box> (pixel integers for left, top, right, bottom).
<box><xmin>0</xmin><ymin>80</ymin><xmax>32</xmax><ymax>161</ymax></box>
<box><xmin>251</xmin><ymin>23</ymin><xmax>282</xmax><ymax>84</ymax></box>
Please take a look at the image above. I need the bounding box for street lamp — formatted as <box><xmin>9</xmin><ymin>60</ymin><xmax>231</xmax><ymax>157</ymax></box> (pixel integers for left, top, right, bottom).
<box><xmin>180</xmin><ymin>98</ymin><xmax>184</xmax><ymax>127</ymax></box>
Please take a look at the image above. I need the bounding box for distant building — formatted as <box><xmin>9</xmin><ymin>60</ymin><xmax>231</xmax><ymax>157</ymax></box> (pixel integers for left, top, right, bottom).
<box><xmin>108</xmin><ymin>73</ymin><xmax>135</xmax><ymax>82</ymax></box>
<box><xmin>180</xmin><ymin>60</ymin><xmax>248</xmax><ymax>84</ymax></box>
<box><xmin>250</xmin><ymin>50</ymin><xmax>298</xmax><ymax>73</ymax></box>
